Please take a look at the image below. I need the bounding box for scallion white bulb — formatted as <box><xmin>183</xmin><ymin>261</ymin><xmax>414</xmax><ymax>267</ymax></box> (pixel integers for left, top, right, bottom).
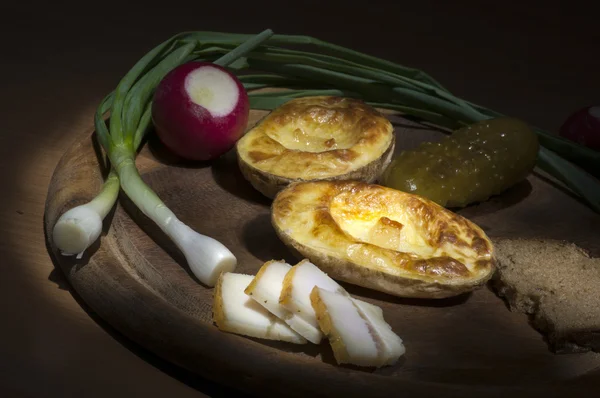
<box><xmin>52</xmin><ymin>205</ymin><xmax>103</xmax><ymax>258</ymax></box>
<box><xmin>52</xmin><ymin>171</ymin><xmax>119</xmax><ymax>259</ymax></box>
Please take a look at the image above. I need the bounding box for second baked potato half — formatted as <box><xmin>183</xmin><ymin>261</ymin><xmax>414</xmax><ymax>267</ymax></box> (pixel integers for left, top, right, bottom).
<box><xmin>236</xmin><ymin>96</ymin><xmax>395</xmax><ymax>198</ymax></box>
<box><xmin>271</xmin><ymin>181</ymin><xmax>496</xmax><ymax>299</ymax></box>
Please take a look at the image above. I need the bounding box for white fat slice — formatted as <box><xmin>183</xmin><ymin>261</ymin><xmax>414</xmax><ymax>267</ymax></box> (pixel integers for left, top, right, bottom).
<box><xmin>279</xmin><ymin>260</ymin><xmax>348</xmax><ymax>343</ymax></box>
<box><xmin>245</xmin><ymin>260</ymin><xmax>293</xmax><ymax>320</ymax></box>
<box><xmin>310</xmin><ymin>287</ymin><xmax>379</xmax><ymax>366</ymax></box>
<box><xmin>284</xmin><ymin>312</ymin><xmax>322</xmax><ymax>344</ymax></box>
<box><xmin>245</xmin><ymin>260</ymin><xmax>320</xmax><ymax>343</ymax></box>
<box><xmin>212</xmin><ymin>272</ymin><xmax>306</xmax><ymax>344</ymax></box>
<box><xmin>311</xmin><ymin>287</ymin><xmax>405</xmax><ymax>367</ymax></box>
<box><xmin>352</xmin><ymin>299</ymin><xmax>405</xmax><ymax>365</ymax></box>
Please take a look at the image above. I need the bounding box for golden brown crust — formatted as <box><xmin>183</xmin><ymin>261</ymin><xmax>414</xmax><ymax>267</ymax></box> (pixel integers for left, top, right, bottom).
<box><xmin>212</xmin><ymin>272</ymin><xmax>227</xmax><ymax>328</ymax></box>
<box><xmin>236</xmin><ymin>96</ymin><xmax>395</xmax><ymax>199</ymax></box>
<box><xmin>271</xmin><ymin>181</ymin><xmax>496</xmax><ymax>299</ymax></box>
<box><xmin>278</xmin><ymin>263</ymin><xmax>298</xmax><ymax>306</ymax></box>
<box><xmin>309</xmin><ymin>287</ymin><xmax>350</xmax><ymax>364</ymax></box>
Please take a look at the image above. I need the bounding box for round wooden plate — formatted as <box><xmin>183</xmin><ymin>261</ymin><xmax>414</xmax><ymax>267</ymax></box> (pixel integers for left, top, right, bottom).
<box><xmin>44</xmin><ymin>109</ymin><xmax>600</xmax><ymax>398</ymax></box>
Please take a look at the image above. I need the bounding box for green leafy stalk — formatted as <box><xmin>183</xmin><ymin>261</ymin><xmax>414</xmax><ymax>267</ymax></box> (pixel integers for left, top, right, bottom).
<box><xmin>94</xmin><ymin>93</ymin><xmax>113</xmax><ymax>151</ymax></box>
<box><xmin>245</xmin><ymin>48</ymin><xmax>479</xmax><ymax>113</ymax></box>
<box><xmin>108</xmin><ymin>33</ymin><xmax>189</xmax><ymax>145</ymax></box>
<box><xmin>182</xmin><ymin>31</ymin><xmax>450</xmax><ymax>92</ymax></box>
<box><xmin>538</xmin><ymin>147</ymin><xmax>600</xmax><ymax>213</ymax></box>
<box><xmin>86</xmin><ymin>170</ymin><xmax>120</xmax><ymax>218</ymax></box>
<box><xmin>212</xmin><ymin>29</ymin><xmax>273</xmax><ymax>67</ymax></box>
<box><xmin>122</xmin><ymin>42</ymin><xmax>196</xmax><ymax>144</ymax></box>
<box><xmin>99</xmin><ymin>29</ymin><xmax>274</xmax><ymax>285</ymax></box>
<box><xmin>245</xmin><ymin>60</ymin><xmax>484</xmax><ymax>124</ymax></box>
<box><xmin>248</xmin><ymin>92</ymin><xmax>462</xmax><ymax>131</ymax></box>
<box><xmin>133</xmin><ymin>101</ymin><xmax>153</xmax><ymax>150</ymax></box>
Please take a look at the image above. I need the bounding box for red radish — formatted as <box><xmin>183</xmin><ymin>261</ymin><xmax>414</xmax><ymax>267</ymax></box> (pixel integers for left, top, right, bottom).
<box><xmin>152</xmin><ymin>62</ymin><xmax>250</xmax><ymax>161</ymax></box>
<box><xmin>559</xmin><ymin>106</ymin><xmax>600</xmax><ymax>151</ymax></box>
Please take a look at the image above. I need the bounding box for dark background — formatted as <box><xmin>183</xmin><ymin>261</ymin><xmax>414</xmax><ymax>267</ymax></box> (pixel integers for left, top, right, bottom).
<box><xmin>1</xmin><ymin>1</ymin><xmax>598</xmax><ymax>397</ymax></box>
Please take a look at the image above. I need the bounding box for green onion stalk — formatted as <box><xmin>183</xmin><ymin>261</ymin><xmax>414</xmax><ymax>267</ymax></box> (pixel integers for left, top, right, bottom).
<box><xmin>54</xmin><ymin>29</ymin><xmax>600</xmax><ymax>283</ymax></box>
<box><xmin>52</xmin><ymin>29</ymin><xmax>274</xmax><ymax>286</ymax></box>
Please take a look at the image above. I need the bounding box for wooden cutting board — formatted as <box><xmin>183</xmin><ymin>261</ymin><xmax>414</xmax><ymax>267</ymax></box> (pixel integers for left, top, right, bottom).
<box><xmin>44</xmin><ymin>109</ymin><xmax>600</xmax><ymax>398</ymax></box>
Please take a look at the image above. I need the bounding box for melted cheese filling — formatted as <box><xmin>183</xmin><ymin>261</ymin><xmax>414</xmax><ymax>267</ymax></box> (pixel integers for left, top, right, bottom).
<box><xmin>329</xmin><ymin>190</ymin><xmax>434</xmax><ymax>258</ymax></box>
<box><xmin>263</xmin><ymin>106</ymin><xmax>362</xmax><ymax>152</ymax></box>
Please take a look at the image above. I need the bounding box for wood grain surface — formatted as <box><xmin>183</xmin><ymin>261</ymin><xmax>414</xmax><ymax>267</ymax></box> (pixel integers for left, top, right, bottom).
<box><xmin>4</xmin><ymin>1</ymin><xmax>600</xmax><ymax>397</ymax></box>
<box><xmin>43</xmin><ymin>108</ymin><xmax>600</xmax><ymax>397</ymax></box>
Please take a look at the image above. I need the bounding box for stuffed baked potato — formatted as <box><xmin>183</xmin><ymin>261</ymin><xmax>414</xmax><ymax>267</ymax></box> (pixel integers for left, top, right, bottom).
<box><xmin>236</xmin><ymin>96</ymin><xmax>394</xmax><ymax>198</ymax></box>
<box><xmin>271</xmin><ymin>180</ymin><xmax>495</xmax><ymax>298</ymax></box>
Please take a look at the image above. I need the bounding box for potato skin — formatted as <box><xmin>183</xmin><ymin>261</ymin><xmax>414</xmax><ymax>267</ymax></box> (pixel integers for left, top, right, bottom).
<box><xmin>236</xmin><ymin>96</ymin><xmax>395</xmax><ymax>199</ymax></box>
<box><xmin>271</xmin><ymin>181</ymin><xmax>496</xmax><ymax>299</ymax></box>
<box><xmin>238</xmin><ymin>136</ymin><xmax>395</xmax><ymax>199</ymax></box>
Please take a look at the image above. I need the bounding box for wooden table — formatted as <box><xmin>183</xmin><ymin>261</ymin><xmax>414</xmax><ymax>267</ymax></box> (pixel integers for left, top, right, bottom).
<box><xmin>2</xmin><ymin>1</ymin><xmax>598</xmax><ymax>396</ymax></box>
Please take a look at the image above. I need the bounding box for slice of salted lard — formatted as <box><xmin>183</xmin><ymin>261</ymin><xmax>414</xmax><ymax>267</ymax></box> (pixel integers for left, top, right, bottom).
<box><xmin>279</xmin><ymin>260</ymin><xmax>349</xmax><ymax>344</ymax></box>
<box><xmin>244</xmin><ymin>260</ymin><xmax>319</xmax><ymax>343</ymax></box>
<box><xmin>213</xmin><ymin>272</ymin><xmax>306</xmax><ymax>344</ymax></box>
<box><xmin>311</xmin><ymin>287</ymin><xmax>405</xmax><ymax>367</ymax></box>
<box><xmin>353</xmin><ymin>299</ymin><xmax>405</xmax><ymax>365</ymax></box>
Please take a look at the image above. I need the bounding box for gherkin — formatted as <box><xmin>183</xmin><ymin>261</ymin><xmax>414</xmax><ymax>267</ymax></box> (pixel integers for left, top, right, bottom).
<box><xmin>381</xmin><ymin>118</ymin><xmax>539</xmax><ymax>208</ymax></box>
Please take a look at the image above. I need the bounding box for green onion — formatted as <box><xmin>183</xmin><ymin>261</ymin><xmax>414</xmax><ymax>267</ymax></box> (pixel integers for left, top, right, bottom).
<box><xmin>52</xmin><ymin>30</ymin><xmax>274</xmax><ymax>285</ymax></box>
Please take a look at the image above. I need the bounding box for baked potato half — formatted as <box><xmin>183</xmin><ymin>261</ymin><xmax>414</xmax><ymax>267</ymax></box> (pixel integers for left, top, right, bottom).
<box><xmin>271</xmin><ymin>181</ymin><xmax>495</xmax><ymax>299</ymax></box>
<box><xmin>236</xmin><ymin>96</ymin><xmax>395</xmax><ymax>198</ymax></box>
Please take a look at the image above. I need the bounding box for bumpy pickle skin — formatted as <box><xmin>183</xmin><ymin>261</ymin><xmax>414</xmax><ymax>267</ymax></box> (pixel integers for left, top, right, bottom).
<box><xmin>381</xmin><ymin>118</ymin><xmax>539</xmax><ymax>208</ymax></box>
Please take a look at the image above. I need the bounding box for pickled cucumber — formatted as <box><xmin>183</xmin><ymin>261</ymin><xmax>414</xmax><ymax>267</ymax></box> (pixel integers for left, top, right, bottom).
<box><xmin>381</xmin><ymin>117</ymin><xmax>539</xmax><ymax>208</ymax></box>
